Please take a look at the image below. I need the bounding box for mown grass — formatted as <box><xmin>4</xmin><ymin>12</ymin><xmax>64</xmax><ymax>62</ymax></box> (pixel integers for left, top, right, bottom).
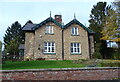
<box><xmin>2</xmin><ymin>60</ymin><xmax>86</xmax><ymax>70</ymax></box>
<box><xmin>2</xmin><ymin>59</ymin><xmax>120</xmax><ymax>70</ymax></box>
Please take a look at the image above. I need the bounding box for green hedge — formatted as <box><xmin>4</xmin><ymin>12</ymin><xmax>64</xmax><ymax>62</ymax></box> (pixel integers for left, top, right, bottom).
<box><xmin>100</xmin><ymin>62</ymin><xmax>120</xmax><ymax>67</ymax></box>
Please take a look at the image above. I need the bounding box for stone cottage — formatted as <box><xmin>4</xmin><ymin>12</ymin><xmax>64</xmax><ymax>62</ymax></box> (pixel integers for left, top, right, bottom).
<box><xmin>22</xmin><ymin>15</ymin><xmax>95</xmax><ymax>60</ymax></box>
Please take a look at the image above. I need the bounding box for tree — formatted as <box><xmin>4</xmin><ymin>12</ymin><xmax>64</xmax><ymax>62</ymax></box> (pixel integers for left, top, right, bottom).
<box><xmin>113</xmin><ymin>1</ymin><xmax>120</xmax><ymax>26</ymax></box>
<box><xmin>101</xmin><ymin>1</ymin><xmax>120</xmax><ymax>48</ymax></box>
<box><xmin>5</xmin><ymin>39</ymin><xmax>19</xmax><ymax>55</ymax></box>
<box><xmin>4</xmin><ymin>21</ymin><xmax>24</xmax><ymax>58</ymax></box>
<box><xmin>26</xmin><ymin>20</ymin><xmax>33</xmax><ymax>24</ymax></box>
<box><xmin>88</xmin><ymin>2</ymin><xmax>112</xmax><ymax>58</ymax></box>
<box><xmin>101</xmin><ymin>9</ymin><xmax>118</xmax><ymax>40</ymax></box>
<box><xmin>112</xmin><ymin>1</ymin><xmax>120</xmax><ymax>43</ymax></box>
<box><xmin>0</xmin><ymin>41</ymin><xmax>2</xmax><ymax>56</ymax></box>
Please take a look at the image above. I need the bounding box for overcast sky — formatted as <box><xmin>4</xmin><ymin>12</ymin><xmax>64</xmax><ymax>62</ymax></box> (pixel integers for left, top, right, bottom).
<box><xmin>0</xmin><ymin>0</ymin><xmax>114</xmax><ymax>45</ymax></box>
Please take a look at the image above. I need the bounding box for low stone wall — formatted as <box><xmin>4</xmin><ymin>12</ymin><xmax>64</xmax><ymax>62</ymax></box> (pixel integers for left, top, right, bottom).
<box><xmin>1</xmin><ymin>67</ymin><xmax>120</xmax><ymax>80</ymax></box>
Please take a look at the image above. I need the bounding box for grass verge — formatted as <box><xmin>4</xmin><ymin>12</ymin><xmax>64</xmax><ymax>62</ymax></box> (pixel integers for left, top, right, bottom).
<box><xmin>2</xmin><ymin>60</ymin><xmax>86</xmax><ymax>70</ymax></box>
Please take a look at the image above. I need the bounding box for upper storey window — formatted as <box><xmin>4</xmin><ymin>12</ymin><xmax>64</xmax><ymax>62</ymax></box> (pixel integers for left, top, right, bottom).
<box><xmin>71</xmin><ymin>27</ymin><xmax>79</xmax><ymax>35</ymax></box>
<box><xmin>46</xmin><ymin>25</ymin><xmax>53</xmax><ymax>34</ymax></box>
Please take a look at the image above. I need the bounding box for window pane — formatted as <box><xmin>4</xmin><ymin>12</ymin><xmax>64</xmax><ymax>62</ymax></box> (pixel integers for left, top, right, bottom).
<box><xmin>50</xmin><ymin>26</ymin><xmax>53</xmax><ymax>33</ymax></box>
<box><xmin>77</xmin><ymin>28</ymin><xmax>78</xmax><ymax>35</ymax></box>
<box><xmin>77</xmin><ymin>43</ymin><xmax>79</xmax><ymax>47</ymax></box>
<box><xmin>52</xmin><ymin>47</ymin><xmax>54</xmax><ymax>52</ymax></box>
<box><xmin>71</xmin><ymin>48</ymin><xmax>73</xmax><ymax>53</ymax></box>
<box><xmin>46</xmin><ymin>26</ymin><xmax>49</xmax><ymax>33</ymax></box>
<box><xmin>78</xmin><ymin>48</ymin><xmax>80</xmax><ymax>53</ymax></box>
<box><xmin>75</xmin><ymin>28</ymin><xmax>77</xmax><ymax>35</ymax></box>
<box><xmin>74</xmin><ymin>43</ymin><xmax>76</xmax><ymax>47</ymax></box>
<box><xmin>75</xmin><ymin>48</ymin><xmax>77</xmax><ymax>52</ymax></box>
<box><xmin>71</xmin><ymin>43</ymin><xmax>73</xmax><ymax>47</ymax></box>
<box><xmin>72</xmin><ymin>28</ymin><xmax>74</xmax><ymax>34</ymax></box>
<box><xmin>48</xmin><ymin>43</ymin><xmax>50</xmax><ymax>46</ymax></box>
<box><xmin>52</xmin><ymin>42</ymin><xmax>54</xmax><ymax>46</ymax></box>
<box><xmin>48</xmin><ymin>47</ymin><xmax>50</xmax><ymax>52</ymax></box>
<box><xmin>49</xmin><ymin>26</ymin><xmax>51</xmax><ymax>33</ymax></box>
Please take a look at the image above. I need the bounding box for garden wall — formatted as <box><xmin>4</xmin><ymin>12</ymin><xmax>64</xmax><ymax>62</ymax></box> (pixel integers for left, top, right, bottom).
<box><xmin>1</xmin><ymin>67</ymin><xmax>120</xmax><ymax>80</ymax></box>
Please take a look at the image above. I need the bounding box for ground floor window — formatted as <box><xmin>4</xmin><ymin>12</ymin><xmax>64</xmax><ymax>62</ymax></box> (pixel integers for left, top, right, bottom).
<box><xmin>71</xmin><ymin>43</ymin><xmax>81</xmax><ymax>54</ymax></box>
<box><xmin>44</xmin><ymin>42</ymin><xmax>55</xmax><ymax>53</ymax></box>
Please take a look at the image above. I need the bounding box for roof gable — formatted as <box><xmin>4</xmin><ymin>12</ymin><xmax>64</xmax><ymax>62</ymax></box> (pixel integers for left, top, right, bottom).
<box><xmin>31</xmin><ymin>17</ymin><xmax>63</xmax><ymax>30</ymax></box>
<box><xmin>64</xmin><ymin>19</ymin><xmax>95</xmax><ymax>34</ymax></box>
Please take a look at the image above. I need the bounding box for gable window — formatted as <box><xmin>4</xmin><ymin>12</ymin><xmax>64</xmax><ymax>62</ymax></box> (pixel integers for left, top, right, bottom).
<box><xmin>71</xmin><ymin>43</ymin><xmax>81</xmax><ymax>54</ymax></box>
<box><xmin>44</xmin><ymin>42</ymin><xmax>55</xmax><ymax>53</ymax></box>
<box><xmin>46</xmin><ymin>25</ymin><xmax>53</xmax><ymax>34</ymax></box>
<box><xmin>71</xmin><ymin>27</ymin><xmax>79</xmax><ymax>35</ymax></box>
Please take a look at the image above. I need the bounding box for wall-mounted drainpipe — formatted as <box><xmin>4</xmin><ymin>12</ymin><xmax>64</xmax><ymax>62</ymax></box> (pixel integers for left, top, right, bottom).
<box><xmin>62</xmin><ymin>29</ymin><xmax>64</xmax><ymax>60</ymax></box>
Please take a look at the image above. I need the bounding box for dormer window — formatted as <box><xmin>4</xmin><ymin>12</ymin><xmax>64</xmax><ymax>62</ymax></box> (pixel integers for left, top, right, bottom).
<box><xmin>46</xmin><ymin>25</ymin><xmax>53</xmax><ymax>34</ymax></box>
<box><xmin>71</xmin><ymin>27</ymin><xmax>79</xmax><ymax>35</ymax></box>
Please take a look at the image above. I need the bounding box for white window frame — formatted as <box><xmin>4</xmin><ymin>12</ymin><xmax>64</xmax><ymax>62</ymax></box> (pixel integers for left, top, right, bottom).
<box><xmin>46</xmin><ymin>25</ymin><xmax>53</xmax><ymax>34</ymax></box>
<box><xmin>44</xmin><ymin>42</ymin><xmax>55</xmax><ymax>53</ymax></box>
<box><xmin>71</xmin><ymin>27</ymin><xmax>79</xmax><ymax>35</ymax></box>
<box><xmin>71</xmin><ymin>43</ymin><xmax>81</xmax><ymax>54</ymax></box>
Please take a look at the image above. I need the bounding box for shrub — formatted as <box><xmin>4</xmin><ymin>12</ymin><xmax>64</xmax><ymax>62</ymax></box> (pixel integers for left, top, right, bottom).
<box><xmin>92</xmin><ymin>51</ymin><xmax>102</xmax><ymax>59</ymax></box>
<box><xmin>100</xmin><ymin>62</ymin><xmax>120</xmax><ymax>67</ymax></box>
<box><xmin>72</xmin><ymin>59</ymin><xmax>87</xmax><ymax>64</ymax></box>
<box><xmin>111</xmin><ymin>52</ymin><xmax>120</xmax><ymax>60</ymax></box>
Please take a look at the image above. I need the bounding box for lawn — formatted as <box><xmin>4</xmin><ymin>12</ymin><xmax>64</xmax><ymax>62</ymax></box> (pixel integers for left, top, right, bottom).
<box><xmin>2</xmin><ymin>59</ymin><xmax>120</xmax><ymax>70</ymax></box>
<box><xmin>2</xmin><ymin>60</ymin><xmax>86</xmax><ymax>70</ymax></box>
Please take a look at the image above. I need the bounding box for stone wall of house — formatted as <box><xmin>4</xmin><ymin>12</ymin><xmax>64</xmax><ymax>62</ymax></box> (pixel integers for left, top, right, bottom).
<box><xmin>24</xmin><ymin>32</ymin><xmax>35</xmax><ymax>60</ymax></box>
<box><xmin>34</xmin><ymin>22</ymin><xmax>63</xmax><ymax>60</ymax></box>
<box><xmin>63</xmin><ymin>23</ymin><xmax>90</xmax><ymax>60</ymax></box>
<box><xmin>2</xmin><ymin>67</ymin><xmax>119</xmax><ymax>80</ymax></box>
<box><xmin>24</xmin><ymin>22</ymin><xmax>94</xmax><ymax>60</ymax></box>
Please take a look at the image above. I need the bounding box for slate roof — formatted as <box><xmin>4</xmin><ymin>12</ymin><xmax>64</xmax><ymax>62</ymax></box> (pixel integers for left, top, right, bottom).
<box><xmin>22</xmin><ymin>23</ymin><xmax>37</xmax><ymax>31</ymax></box>
<box><xmin>64</xmin><ymin>19</ymin><xmax>95</xmax><ymax>34</ymax></box>
<box><xmin>22</xmin><ymin>17</ymin><xmax>95</xmax><ymax>34</ymax></box>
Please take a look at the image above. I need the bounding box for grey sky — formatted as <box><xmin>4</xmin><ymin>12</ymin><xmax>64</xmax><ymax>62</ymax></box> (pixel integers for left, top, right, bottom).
<box><xmin>0</xmin><ymin>0</ymin><xmax>114</xmax><ymax>46</ymax></box>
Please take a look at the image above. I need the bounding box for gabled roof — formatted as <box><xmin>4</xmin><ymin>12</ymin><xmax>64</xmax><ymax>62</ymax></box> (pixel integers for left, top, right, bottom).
<box><xmin>64</xmin><ymin>19</ymin><xmax>95</xmax><ymax>34</ymax></box>
<box><xmin>22</xmin><ymin>17</ymin><xmax>95</xmax><ymax>34</ymax></box>
<box><xmin>22</xmin><ymin>23</ymin><xmax>37</xmax><ymax>31</ymax></box>
<box><xmin>31</xmin><ymin>17</ymin><xmax>63</xmax><ymax>30</ymax></box>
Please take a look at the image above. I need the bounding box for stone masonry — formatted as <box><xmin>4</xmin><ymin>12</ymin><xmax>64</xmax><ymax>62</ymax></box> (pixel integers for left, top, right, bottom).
<box><xmin>2</xmin><ymin>67</ymin><xmax>119</xmax><ymax>80</ymax></box>
<box><xmin>64</xmin><ymin>24</ymin><xmax>90</xmax><ymax>60</ymax></box>
<box><xmin>34</xmin><ymin>22</ymin><xmax>63</xmax><ymax>60</ymax></box>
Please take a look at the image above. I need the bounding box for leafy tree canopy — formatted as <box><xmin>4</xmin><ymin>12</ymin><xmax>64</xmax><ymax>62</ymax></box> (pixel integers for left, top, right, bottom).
<box><xmin>0</xmin><ymin>41</ymin><xmax>2</xmax><ymax>56</ymax></box>
<box><xmin>88</xmin><ymin>2</ymin><xmax>113</xmax><ymax>58</ymax></box>
<box><xmin>89</xmin><ymin>2</ymin><xmax>112</xmax><ymax>43</ymax></box>
<box><xmin>4</xmin><ymin>21</ymin><xmax>24</xmax><ymax>55</ymax></box>
<box><xmin>26</xmin><ymin>20</ymin><xmax>33</xmax><ymax>24</ymax></box>
<box><xmin>101</xmin><ymin>1</ymin><xmax>120</xmax><ymax>42</ymax></box>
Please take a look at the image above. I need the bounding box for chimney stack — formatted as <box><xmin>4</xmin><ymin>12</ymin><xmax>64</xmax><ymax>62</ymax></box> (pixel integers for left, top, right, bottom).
<box><xmin>54</xmin><ymin>15</ymin><xmax>62</xmax><ymax>24</ymax></box>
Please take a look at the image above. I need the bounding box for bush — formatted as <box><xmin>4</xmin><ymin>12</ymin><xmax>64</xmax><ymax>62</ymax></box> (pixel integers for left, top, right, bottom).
<box><xmin>73</xmin><ymin>59</ymin><xmax>87</xmax><ymax>64</ymax></box>
<box><xmin>92</xmin><ymin>51</ymin><xmax>102</xmax><ymax>59</ymax></box>
<box><xmin>100</xmin><ymin>62</ymin><xmax>120</xmax><ymax>67</ymax></box>
<box><xmin>111</xmin><ymin>51</ymin><xmax>120</xmax><ymax>60</ymax></box>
